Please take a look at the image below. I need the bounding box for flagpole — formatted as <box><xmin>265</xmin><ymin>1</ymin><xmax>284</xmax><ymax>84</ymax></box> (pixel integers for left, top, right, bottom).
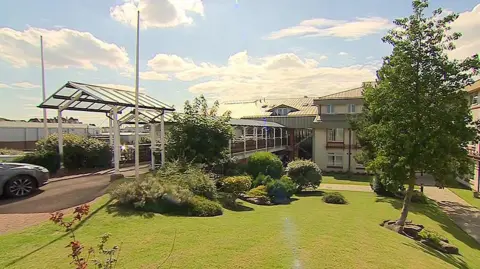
<box><xmin>40</xmin><ymin>36</ymin><xmax>48</xmax><ymax>137</ymax></box>
<box><xmin>134</xmin><ymin>10</ymin><xmax>140</xmax><ymax>180</ymax></box>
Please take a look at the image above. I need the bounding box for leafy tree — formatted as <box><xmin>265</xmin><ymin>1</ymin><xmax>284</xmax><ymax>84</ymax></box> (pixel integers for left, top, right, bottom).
<box><xmin>352</xmin><ymin>0</ymin><xmax>480</xmax><ymax>229</ymax></box>
<box><xmin>166</xmin><ymin>95</ymin><xmax>234</xmax><ymax>167</ymax></box>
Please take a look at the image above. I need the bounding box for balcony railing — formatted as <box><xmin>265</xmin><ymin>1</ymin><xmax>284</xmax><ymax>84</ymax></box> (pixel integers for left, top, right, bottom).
<box><xmin>230</xmin><ymin>137</ymin><xmax>288</xmax><ymax>155</ymax></box>
<box><xmin>467</xmin><ymin>145</ymin><xmax>480</xmax><ymax>159</ymax></box>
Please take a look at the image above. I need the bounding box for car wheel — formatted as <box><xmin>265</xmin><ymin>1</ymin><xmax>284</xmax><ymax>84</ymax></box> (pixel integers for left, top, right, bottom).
<box><xmin>5</xmin><ymin>175</ymin><xmax>37</xmax><ymax>197</ymax></box>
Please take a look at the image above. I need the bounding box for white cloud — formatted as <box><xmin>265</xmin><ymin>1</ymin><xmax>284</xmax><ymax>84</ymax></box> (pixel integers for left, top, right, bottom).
<box><xmin>449</xmin><ymin>4</ymin><xmax>480</xmax><ymax>60</ymax></box>
<box><xmin>110</xmin><ymin>0</ymin><xmax>204</xmax><ymax>29</ymax></box>
<box><xmin>0</xmin><ymin>81</ymin><xmax>40</xmax><ymax>89</ymax></box>
<box><xmin>142</xmin><ymin>51</ymin><xmax>377</xmax><ymax>101</ymax></box>
<box><xmin>338</xmin><ymin>52</ymin><xmax>348</xmax><ymax>56</ymax></box>
<box><xmin>265</xmin><ymin>17</ymin><xmax>392</xmax><ymax>40</ymax></box>
<box><xmin>0</xmin><ymin>27</ymin><xmax>130</xmax><ymax>70</ymax></box>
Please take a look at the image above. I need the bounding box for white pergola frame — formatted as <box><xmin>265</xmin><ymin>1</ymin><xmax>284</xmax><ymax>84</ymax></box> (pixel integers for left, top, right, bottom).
<box><xmin>38</xmin><ymin>81</ymin><xmax>175</xmax><ymax>173</ymax></box>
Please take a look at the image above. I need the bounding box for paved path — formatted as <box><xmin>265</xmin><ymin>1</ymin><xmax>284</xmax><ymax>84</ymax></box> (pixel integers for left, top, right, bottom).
<box><xmin>0</xmin><ymin>165</ymin><xmax>148</xmax><ymax>235</ymax></box>
<box><xmin>423</xmin><ymin>186</ymin><xmax>480</xmax><ymax>244</ymax></box>
<box><xmin>319</xmin><ymin>184</ymin><xmax>372</xmax><ymax>192</ymax></box>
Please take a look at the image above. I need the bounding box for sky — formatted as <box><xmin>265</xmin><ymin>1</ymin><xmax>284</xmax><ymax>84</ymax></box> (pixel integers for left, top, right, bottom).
<box><xmin>0</xmin><ymin>0</ymin><xmax>479</xmax><ymax>127</ymax></box>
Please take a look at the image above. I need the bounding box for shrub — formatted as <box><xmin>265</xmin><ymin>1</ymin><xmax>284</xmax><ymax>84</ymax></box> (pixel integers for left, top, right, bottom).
<box><xmin>252</xmin><ymin>173</ymin><xmax>274</xmax><ymax>188</ymax></box>
<box><xmin>266</xmin><ymin>175</ymin><xmax>296</xmax><ymax>202</ymax></box>
<box><xmin>286</xmin><ymin>160</ymin><xmax>322</xmax><ymax>191</ymax></box>
<box><xmin>220</xmin><ymin>176</ymin><xmax>252</xmax><ymax>195</ymax></box>
<box><xmin>111</xmin><ymin>162</ymin><xmax>222</xmax><ymax>217</ymax></box>
<box><xmin>370</xmin><ymin>176</ymin><xmax>397</xmax><ymax>197</ymax></box>
<box><xmin>36</xmin><ymin>134</ymin><xmax>111</xmax><ymax>170</ymax></box>
<box><xmin>419</xmin><ymin>229</ymin><xmax>448</xmax><ymax>245</ymax></box>
<box><xmin>410</xmin><ymin>190</ymin><xmax>428</xmax><ymax>204</ymax></box>
<box><xmin>247</xmin><ymin>185</ymin><xmax>268</xmax><ymax>198</ymax></box>
<box><xmin>246</xmin><ymin>152</ymin><xmax>283</xmax><ymax>179</ymax></box>
<box><xmin>13</xmin><ymin>150</ymin><xmax>61</xmax><ymax>174</ymax></box>
<box><xmin>184</xmin><ymin>195</ymin><xmax>223</xmax><ymax>217</ymax></box>
<box><xmin>0</xmin><ymin>148</ymin><xmax>23</xmax><ymax>155</ymax></box>
<box><xmin>322</xmin><ymin>192</ymin><xmax>348</xmax><ymax>204</ymax></box>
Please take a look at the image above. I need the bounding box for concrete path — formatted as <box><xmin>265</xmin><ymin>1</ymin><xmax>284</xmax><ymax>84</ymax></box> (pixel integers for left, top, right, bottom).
<box><xmin>423</xmin><ymin>186</ymin><xmax>480</xmax><ymax>244</ymax></box>
<box><xmin>0</xmin><ymin>165</ymin><xmax>148</xmax><ymax>235</ymax></box>
<box><xmin>319</xmin><ymin>184</ymin><xmax>372</xmax><ymax>192</ymax></box>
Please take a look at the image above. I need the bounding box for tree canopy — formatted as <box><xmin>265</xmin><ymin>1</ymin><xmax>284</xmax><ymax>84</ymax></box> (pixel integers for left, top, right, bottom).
<box><xmin>352</xmin><ymin>0</ymin><xmax>480</xmax><ymax>227</ymax></box>
<box><xmin>166</xmin><ymin>95</ymin><xmax>233</xmax><ymax>167</ymax></box>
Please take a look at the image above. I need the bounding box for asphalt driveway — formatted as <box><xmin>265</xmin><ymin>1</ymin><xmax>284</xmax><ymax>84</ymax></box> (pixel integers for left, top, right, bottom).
<box><xmin>0</xmin><ymin>165</ymin><xmax>148</xmax><ymax>214</ymax></box>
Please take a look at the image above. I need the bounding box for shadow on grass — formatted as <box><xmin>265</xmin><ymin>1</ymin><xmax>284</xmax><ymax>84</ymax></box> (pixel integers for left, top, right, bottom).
<box><xmin>222</xmin><ymin>200</ymin><xmax>255</xmax><ymax>212</ymax></box>
<box><xmin>375</xmin><ymin>196</ymin><xmax>480</xmax><ymax>251</ymax></box>
<box><xmin>5</xmin><ymin>198</ymin><xmax>112</xmax><ymax>267</ymax></box>
<box><xmin>295</xmin><ymin>190</ymin><xmax>325</xmax><ymax>197</ymax></box>
<box><xmin>106</xmin><ymin>203</ymin><xmax>155</xmax><ymax>218</ymax></box>
<box><xmin>402</xmin><ymin>241</ymin><xmax>471</xmax><ymax>269</ymax></box>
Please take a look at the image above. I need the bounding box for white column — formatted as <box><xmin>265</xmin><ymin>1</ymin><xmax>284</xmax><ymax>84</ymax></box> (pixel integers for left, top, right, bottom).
<box><xmin>160</xmin><ymin>112</ymin><xmax>165</xmax><ymax>166</ymax></box>
<box><xmin>108</xmin><ymin>116</ymin><xmax>113</xmax><ymax>146</ymax></box>
<box><xmin>150</xmin><ymin>123</ymin><xmax>156</xmax><ymax>170</ymax></box>
<box><xmin>280</xmin><ymin>128</ymin><xmax>283</xmax><ymax>146</ymax></box>
<box><xmin>113</xmin><ymin>107</ymin><xmax>120</xmax><ymax>173</ymax></box>
<box><xmin>273</xmin><ymin>128</ymin><xmax>276</xmax><ymax>148</ymax></box>
<box><xmin>243</xmin><ymin>127</ymin><xmax>247</xmax><ymax>157</ymax></box>
<box><xmin>133</xmin><ymin>11</ymin><xmax>141</xmax><ymax>180</ymax></box>
<box><xmin>254</xmin><ymin>127</ymin><xmax>258</xmax><ymax>149</ymax></box>
<box><xmin>40</xmin><ymin>36</ymin><xmax>48</xmax><ymax>138</ymax></box>
<box><xmin>57</xmin><ymin>110</ymin><xmax>64</xmax><ymax>168</ymax></box>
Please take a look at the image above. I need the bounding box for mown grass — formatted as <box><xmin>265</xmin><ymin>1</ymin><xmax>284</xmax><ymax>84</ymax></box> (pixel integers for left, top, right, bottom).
<box><xmin>449</xmin><ymin>187</ymin><xmax>480</xmax><ymax>210</ymax></box>
<box><xmin>1</xmin><ymin>191</ymin><xmax>479</xmax><ymax>269</ymax></box>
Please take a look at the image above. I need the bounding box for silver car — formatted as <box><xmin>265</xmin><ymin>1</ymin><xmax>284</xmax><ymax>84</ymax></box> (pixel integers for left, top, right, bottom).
<box><xmin>0</xmin><ymin>162</ymin><xmax>50</xmax><ymax>197</ymax></box>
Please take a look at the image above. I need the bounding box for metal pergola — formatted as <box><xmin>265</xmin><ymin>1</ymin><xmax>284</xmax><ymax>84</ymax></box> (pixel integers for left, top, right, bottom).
<box><xmin>38</xmin><ymin>81</ymin><xmax>175</xmax><ymax>173</ymax></box>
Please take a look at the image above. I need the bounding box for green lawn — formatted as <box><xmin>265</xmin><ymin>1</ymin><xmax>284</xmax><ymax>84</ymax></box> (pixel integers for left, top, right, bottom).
<box><xmin>1</xmin><ymin>191</ymin><xmax>479</xmax><ymax>269</ymax></box>
<box><xmin>322</xmin><ymin>173</ymin><xmax>372</xmax><ymax>185</ymax></box>
<box><xmin>449</xmin><ymin>187</ymin><xmax>480</xmax><ymax>210</ymax></box>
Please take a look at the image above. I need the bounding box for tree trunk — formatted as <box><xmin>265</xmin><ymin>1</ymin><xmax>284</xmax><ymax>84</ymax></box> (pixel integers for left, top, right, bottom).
<box><xmin>396</xmin><ymin>171</ymin><xmax>416</xmax><ymax>227</ymax></box>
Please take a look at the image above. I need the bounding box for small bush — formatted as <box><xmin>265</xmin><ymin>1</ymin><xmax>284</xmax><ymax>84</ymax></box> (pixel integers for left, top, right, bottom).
<box><xmin>410</xmin><ymin>190</ymin><xmax>428</xmax><ymax>204</ymax></box>
<box><xmin>184</xmin><ymin>195</ymin><xmax>223</xmax><ymax>217</ymax></box>
<box><xmin>246</xmin><ymin>152</ymin><xmax>283</xmax><ymax>179</ymax></box>
<box><xmin>419</xmin><ymin>229</ymin><xmax>448</xmax><ymax>245</ymax></box>
<box><xmin>247</xmin><ymin>185</ymin><xmax>268</xmax><ymax>198</ymax></box>
<box><xmin>0</xmin><ymin>148</ymin><xmax>23</xmax><ymax>155</ymax></box>
<box><xmin>220</xmin><ymin>176</ymin><xmax>252</xmax><ymax>195</ymax></box>
<box><xmin>370</xmin><ymin>176</ymin><xmax>397</xmax><ymax>197</ymax></box>
<box><xmin>252</xmin><ymin>173</ymin><xmax>274</xmax><ymax>188</ymax></box>
<box><xmin>322</xmin><ymin>192</ymin><xmax>348</xmax><ymax>204</ymax></box>
<box><xmin>266</xmin><ymin>175</ymin><xmax>296</xmax><ymax>201</ymax></box>
<box><xmin>286</xmin><ymin>160</ymin><xmax>322</xmax><ymax>191</ymax></box>
<box><xmin>13</xmin><ymin>150</ymin><xmax>61</xmax><ymax>174</ymax></box>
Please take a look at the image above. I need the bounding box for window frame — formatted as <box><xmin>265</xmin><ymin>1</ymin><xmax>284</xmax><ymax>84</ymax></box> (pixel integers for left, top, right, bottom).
<box><xmin>327</xmin><ymin>128</ymin><xmax>344</xmax><ymax>142</ymax></box>
<box><xmin>348</xmin><ymin>104</ymin><xmax>356</xmax><ymax>113</ymax></box>
<box><xmin>326</xmin><ymin>104</ymin><xmax>334</xmax><ymax>114</ymax></box>
<box><xmin>327</xmin><ymin>153</ymin><xmax>343</xmax><ymax>167</ymax></box>
<box><xmin>471</xmin><ymin>94</ymin><xmax>478</xmax><ymax>106</ymax></box>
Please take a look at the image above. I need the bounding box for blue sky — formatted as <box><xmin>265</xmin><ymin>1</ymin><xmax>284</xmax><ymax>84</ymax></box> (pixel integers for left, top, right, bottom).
<box><xmin>1</xmin><ymin>0</ymin><xmax>479</xmax><ymax>126</ymax></box>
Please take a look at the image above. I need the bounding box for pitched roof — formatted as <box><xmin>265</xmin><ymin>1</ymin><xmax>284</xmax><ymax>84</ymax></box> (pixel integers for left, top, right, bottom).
<box><xmin>317</xmin><ymin>86</ymin><xmax>364</xmax><ymax>100</ymax></box>
<box><xmin>218</xmin><ymin>97</ymin><xmax>316</xmax><ymax>118</ymax></box>
<box><xmin>465</xmin><ymin>79</ymin><xmax>480</xmax><ymax>93</ymax></box>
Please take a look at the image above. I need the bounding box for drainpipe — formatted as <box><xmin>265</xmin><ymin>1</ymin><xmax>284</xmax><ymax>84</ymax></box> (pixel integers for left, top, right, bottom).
<box><xmin>348</xmin><ymin>128</ymin><xmax>352</xmax><ymax>174</ymax></box>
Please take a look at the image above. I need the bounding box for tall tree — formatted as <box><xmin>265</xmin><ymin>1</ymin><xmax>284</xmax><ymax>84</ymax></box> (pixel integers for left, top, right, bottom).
<box><xmin>352</xmin><ymin>0</ymin><xmax>480</xmax><ymax>229</ymax></box>
<box><xmin>167</xmin><ymin>95</ymin><xmax>233</xmax><ymax>167</ymax></box>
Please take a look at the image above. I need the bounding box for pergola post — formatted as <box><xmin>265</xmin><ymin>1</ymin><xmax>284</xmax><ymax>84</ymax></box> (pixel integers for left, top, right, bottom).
<box><xmin>254</xmin><ymin>127</ymin><xmax>258</xmax><ymax>149</ymax></box>
<box><xmin>243</xmin><ymin>126</ymin><xmax>247</xmax><ymax>158</ymax></box>
<box><xmin>265</xmin><ymin>127</ymin><xmax>268</xmax><ymax>150</ymax></box>
<box><xmin>160</xmin><ymin>112</ymin><xmax>165</xmax><ymax>166</ymax></box>
<box><xmin>280</xmin><ymin>128</ymin><xmax>283</xmax><ymax>146</ymax></box>
<box><xmin>112</xmin><ymin>107</ymin><xmax>120</xmax><ymax>174</ymax></box>
<box><xmin>57</xmin><ymin>109</ymin><xmax>64</xmax><ymax>168</ymax></box>
<box><xmin>273</xmin><ymin>128</ymin><xmax>276</xmax><ymax>148</ymax></box>
<box><xmin>150</xmin><ymin>123</ymin><xmax>156</xmax><ymax>170</ymax></box>
<box><xmin>108</xmin><ymin>116</ymin><xmax>113</xmax><ymax>146</ymax></box>
<box><xmin>229</xmin><ymin>139</ymin><xmax>232</xmax><ymax>157</ymax></box>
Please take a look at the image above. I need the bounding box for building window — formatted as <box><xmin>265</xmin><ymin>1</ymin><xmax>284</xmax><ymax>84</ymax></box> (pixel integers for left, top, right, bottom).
<box><xmin>328</xmin><ymin>153</ymin><xmax>343</xmax><ymax>167</ymax></box>
<box><xmin>272</xmin><ymin>108</ymin><xmax>290</xmax><ymax>116</ymax></box>
<box><xmin>326</xmin><ymin>104</ymin><xmax>334</xmax><ymax>114</ymax></box>
<box><xmin>348</xmin><ymin>104</ymin><xmax>356</xmax><ymax>113</ymax></box>
<box><xmin>327</xmin><ymin>128</ymin><xmax>344</xmax><ymax>142</ymax></box>
<box><xmin>471</xmin><ymin>94</ymin><xmax>478</xmax><ymax>106</ymax></box>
